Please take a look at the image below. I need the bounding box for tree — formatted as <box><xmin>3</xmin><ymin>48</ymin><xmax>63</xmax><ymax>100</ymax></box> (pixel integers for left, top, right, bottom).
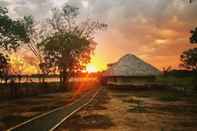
<box><xmin>190</xmin><ymin>27</ymin><xmax>197</xmax><ymax>44</ymax></box>
<box><xmin>39</xmin><ymin>5</ymin><xmax>107</xmax><ymax>88</ymax></box>
<box><xmin>0</xmin><ymin>6</ymin><xmax>33</xmax><ymax>79</ymax></box>
<box><xmin>162</xmin><ymin>66</ymin><xmax>172</xmax><ymax>75</ymax></box>
<box><xmin>0</xmin><ymin>7</ymin><xmax>32</xmax><ymax>51</ymax></box>
<box><xmin>26</xmin><ymin>21</ymin><xmax>50</xmax><ymax>85</ymax></box>
<box><xmin>180</xmin><ymin>48</ymin><xmax>197</xmax><ymax>72</ymax></box>
<box><xmin>0</xmin><ymin>6</ymin><xmax>33</xmax><ymax>92</ymax></box>
<box><xmin>0</xmin><ymin>53</ymin><xmax>10</xmax><ymax>84</ymax></box>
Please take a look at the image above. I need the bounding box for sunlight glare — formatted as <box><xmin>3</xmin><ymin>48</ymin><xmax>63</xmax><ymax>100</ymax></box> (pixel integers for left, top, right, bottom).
<box><xmin>86</xmin><ymin>64</ymin><xmax>97</xmax><ymax>73</ymax></box>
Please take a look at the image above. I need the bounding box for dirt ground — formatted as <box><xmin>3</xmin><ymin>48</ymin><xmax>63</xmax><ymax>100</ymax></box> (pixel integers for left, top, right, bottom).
<box><xmin>0</xmin><ymin>81</ymin><xmax>99</xmax><ymax>130</ymax></box>
<box><xmin>57</xmin><ymin>87</ymin><xmax>197</xmax><ymax>131</ymax></box>
<box><xmin>0</xmin><ymin>91</ymin><xmax>74</xmax><ymax>130</ymax></box>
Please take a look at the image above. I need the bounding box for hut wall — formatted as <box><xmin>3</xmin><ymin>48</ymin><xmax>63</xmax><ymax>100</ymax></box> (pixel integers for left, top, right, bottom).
<box><xmin>106</xmin><ymin>76</ymin><xmax>157</xmax><ymax>86</ymax></box>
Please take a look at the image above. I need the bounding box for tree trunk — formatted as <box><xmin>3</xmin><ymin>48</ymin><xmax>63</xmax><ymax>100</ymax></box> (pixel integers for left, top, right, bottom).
<box><xmin>59</xmin><ymin>69</ymin><xmax>69</xmax><ymax>90</ymax></box>
<box><xmin>41</xmin><ymin>74</ymin><xmax>46</xmax><ymax>88</ymax></box>
<box><xmin>59</xmin><ymin>71</ymin><xmax>64</xmax><ymax>88</ymax></box>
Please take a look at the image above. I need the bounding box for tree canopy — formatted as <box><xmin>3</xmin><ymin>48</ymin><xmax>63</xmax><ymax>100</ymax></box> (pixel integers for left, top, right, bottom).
<box><xmin>38</xmin><ymin>4</ymin><xmax>107</xmax><ymax>87</ymax></box>
<box><xmin>180</xmin><ymin>48</ymin><xmax>197</xmax><ymax>72</ymax></box>
<box><xmin>0</xmin><ymin>7</ymin><xmax>33</xmax><ymax>51</ymax></box>
<box><xmin>0</xmin><ymin>6</ymin><xmax>33</xmax><ymax>79</ymax></box>
<box><xmin>190</xmin><ymin>27</ymin><xmax>197</xmax><ymax>44</ymax></box>
<box><xmin>0</xmin><ymin>4</ymin><xmax>107</xmax><ymax>88</ymax></box>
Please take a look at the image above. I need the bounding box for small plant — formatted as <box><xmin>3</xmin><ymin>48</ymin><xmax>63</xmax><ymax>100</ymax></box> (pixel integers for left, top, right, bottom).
<box><xmin>127</xmin><ymin>97</ymin><xmax>145</xmax><ymax>112</ymax></box>
<box><xmin>125</xmin><ymin>96</ymin><xmax>139</xmax><ymax>103</ymax></box>
<box><xmin>159</xmin><ymin>95</ymin><xmax>179</xmax><ymax>101</ymax></box>
<box><xmin>161</xmin><ymin>127</ymin><xmax>165</xmax><ymax>131</ymax></box>
<box><xmin>136</xmin><ymin>100</ymin><xmax>145</xmax><ymax>112</ymax></box>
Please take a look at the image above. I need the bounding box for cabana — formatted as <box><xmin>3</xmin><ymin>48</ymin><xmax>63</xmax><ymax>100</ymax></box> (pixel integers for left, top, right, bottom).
<box><xmin>103</xmin><ymin>54</ymin><xmax>160</xmax><ymax>87</ymax></box>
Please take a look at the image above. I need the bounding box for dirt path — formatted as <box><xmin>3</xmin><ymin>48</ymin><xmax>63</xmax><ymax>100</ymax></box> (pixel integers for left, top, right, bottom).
<box><xmin>57</xmin><ymin>88</ymin><xmax>197</xmax><ymax>131</ymax></box>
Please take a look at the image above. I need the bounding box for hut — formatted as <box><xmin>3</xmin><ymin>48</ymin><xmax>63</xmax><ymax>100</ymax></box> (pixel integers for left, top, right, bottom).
<box><xmin>102</xmin><ymin>54</ymin><xmax>160</xmax><ymax>87</ymax></box>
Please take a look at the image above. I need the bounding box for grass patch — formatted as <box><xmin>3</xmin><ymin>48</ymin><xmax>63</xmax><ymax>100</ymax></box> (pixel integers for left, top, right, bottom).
<box><xmin>156</xmin><ymin>105</ymin><xmax>197</xmax><ymax>114</ymax></box>
<box><xmin>159</xmin><ymin>94</ymin><xmax>180</xmax><ymax>101</ymax></box>
<box><xmin>156</xmin><ymin>76</ymin><xmax>195</xmax><ymax>89</ymax></box>
<box><xmin>126</xmin><ymin>97</ymin><xmax>146</xmax><ymax>113</ymax></box>
<box><xmin>123</xmin><ymin>96</ymin><xmax>143</xmax><ymax>103</ymax></box>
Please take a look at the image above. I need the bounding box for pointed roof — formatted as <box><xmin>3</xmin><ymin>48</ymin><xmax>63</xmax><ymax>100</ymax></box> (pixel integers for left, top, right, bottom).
<box><xmin>103</xmin><ymin>54</ymin><xmax>160</xmax><ymax>77</ymax></box>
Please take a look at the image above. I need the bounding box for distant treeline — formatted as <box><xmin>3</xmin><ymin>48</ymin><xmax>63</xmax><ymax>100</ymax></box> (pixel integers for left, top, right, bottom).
<box><xmin>165</xmin><ymin>70</ymin><xmax>197</xmax><ymax>77</ymax></box>
<box><xmin>4</xmin><ymin>72</ymin><xmax>101</xmax><ymax>79</ymax></box>
<box><xmin>9</xmin><ymin>74</ymin><xmax>59</xmax><ymax>78</ymax></box>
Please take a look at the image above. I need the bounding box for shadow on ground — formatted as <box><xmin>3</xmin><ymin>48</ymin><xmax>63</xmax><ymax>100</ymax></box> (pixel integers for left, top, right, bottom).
<box><xmin>0</xmin><ymin>115</ymin><xmax>30</xmax><ymax>130</ymax></box>
<box><xmin>61</xmin><ymin>114</ymin><xmax>114</xmax><ymax>131</ymax></box>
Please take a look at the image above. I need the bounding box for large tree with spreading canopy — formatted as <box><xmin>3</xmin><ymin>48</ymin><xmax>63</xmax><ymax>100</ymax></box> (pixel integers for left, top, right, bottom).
<box><xmin>38</xmin><ymin>5</ymin><xmax>107</xmax><ymax>88</ymax></box>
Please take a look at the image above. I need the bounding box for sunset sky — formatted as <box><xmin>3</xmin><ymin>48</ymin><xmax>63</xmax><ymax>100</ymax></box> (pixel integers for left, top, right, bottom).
<box><xmin>1</xmin><ymin>0</ymin><xmax>197</xmax><ymax>72</ymax></box>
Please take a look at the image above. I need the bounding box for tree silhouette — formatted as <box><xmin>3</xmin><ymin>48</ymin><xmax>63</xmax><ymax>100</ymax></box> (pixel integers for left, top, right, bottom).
<box><xmin>190</xmin><ymin>27</ymin><xmax>197</xmax><ymax>44</ymax></box>
<box><xmin>162</xmin><ymin>66</ymin><xmax>172</xmax><ymax>75</ymax></box>
<box><xmin>26</xmin><ymin>19</ymin><xmax>50</xmax><ymax>86</ymax></box>
<box><xmin>39</xmin><ymin>4</ymin><xmax>107</xmax><ymax>88</ymax></box>
<box><xmin>0</xmin><ymin>7</ymin><xmax>32</xmax><ymax>51</ymax></box>
<box><xmin>0</xmin><ymin>53</ymin><xmax>10</xmax><ymax>84</ymax></box>
<box><xmin>180</xmin><ymin>48</ymin><xmax>197</xmax><ymax>72</ymax></box>
<box><xmin>0</xmin><ymin>6</ymin><xmax>32</xmax><ymax>89</ymax></box>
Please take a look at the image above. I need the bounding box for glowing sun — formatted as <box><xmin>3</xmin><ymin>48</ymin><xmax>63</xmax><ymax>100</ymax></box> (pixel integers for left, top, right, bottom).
<box><xmin>86</xmin><ymin>64</ymin><xmax>97</xmax><ymax>73</ymax></box>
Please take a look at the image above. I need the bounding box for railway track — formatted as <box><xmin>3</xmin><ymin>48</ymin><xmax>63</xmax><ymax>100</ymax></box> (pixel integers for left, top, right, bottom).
<box><xmin>7</xmin><ymin>87</ymin><xmax>102</xmax><ymax>131</ymax></box>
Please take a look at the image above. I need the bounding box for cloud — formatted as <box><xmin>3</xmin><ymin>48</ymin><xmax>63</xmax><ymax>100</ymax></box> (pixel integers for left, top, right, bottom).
<box><xmin>1</xmin><ymin>0</ymin><xmax>197</xmax><ymax>69</ymax></box>
<box><xmin>92</xmin><ymin>0</ymin><xmax>197</xmax><ymax>69</ymax></box>
<box><xmin>0</xmin><ymin>0</ymin><xmax>9</xmax><ymax>7</ymax></box>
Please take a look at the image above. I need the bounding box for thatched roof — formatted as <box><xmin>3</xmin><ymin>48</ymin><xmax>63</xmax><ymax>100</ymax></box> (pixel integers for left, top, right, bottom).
<box><xmin>103</xmin><ymin>54</ymin><xmax>160</xmax><ymax>77</ymax></box>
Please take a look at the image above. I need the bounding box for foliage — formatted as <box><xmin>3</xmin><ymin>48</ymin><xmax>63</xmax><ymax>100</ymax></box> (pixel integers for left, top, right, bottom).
<box><xmin>159</xmin><ymin>94</ymin><xmax>181</xmax><ymax>101</ymax></box>
<box><xmin>190</xmin><ymin>27</ymin><xmax>197</xmax><ymax>44</ymax></box>
<box><xmin>27</xmin><ymin>21</ymin><xmax>50</xmax><ymax>75</ymax></box>
<box><xmin>0</xmin><ymin>6</ymin><xmax>33</xmax><ymax>82</ymax></box>
<box><xmin>162</xmin><ymin>69</ymin><xmax>196</xmax><ymax>77</ymax></box>
<box><xmin>40</xmin><ymin>32</ymin><xmax>91</xmax><ymax>71</ymax></box>
<box><xmin>39</xmin><ymin>4</ymin><xmax>107</xmax><ymax>87</ymax></box>
<box><xmin>0</xmin><ymin>7</ymin><xmax>33</xmax><ymax>51</ymax></box>
<box><xmin>180</xmin><ymin>48</ymin><xmax>197</xmax><ymax>72</ymax></box>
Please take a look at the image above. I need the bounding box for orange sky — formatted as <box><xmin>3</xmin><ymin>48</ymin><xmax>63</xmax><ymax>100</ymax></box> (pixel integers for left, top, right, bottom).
<box><xmin>2</xmin><ymin>0</ymin><xmax>197</xmax><ymax>73</ymax></box>
<box><xmin>92</xmin><ymin>28</ymin><xmax>197</xmax><ymax>71</ymax></box>
<box><xmin>88</xmin><ymin>1</ymin><xmax>197</xmax><ymax>71</ymax></box>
